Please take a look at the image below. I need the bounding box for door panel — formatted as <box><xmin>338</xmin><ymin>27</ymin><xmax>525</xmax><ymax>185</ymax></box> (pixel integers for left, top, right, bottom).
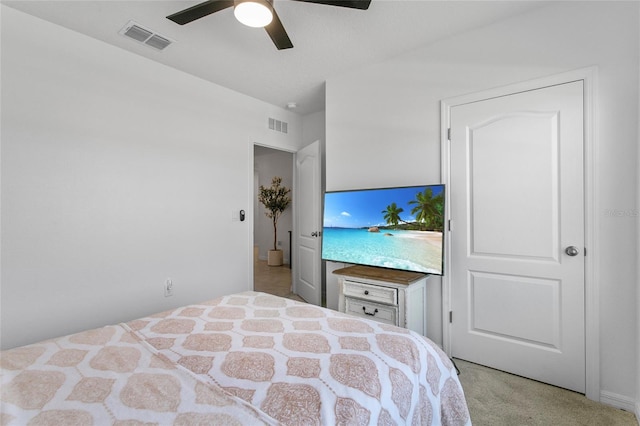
<box><xmin>450</xmin><ymin>81</ymin><xmax>585</xmax><ymax>392</ymax></box>
<box><xmin>469</xmin><ymin>272</ymin><xmax>561</xmax><ymax>349</ymax></box>
<box><xmin>295</xmin><ymin>141</ymin><xmax>322</xmax><ymax>305</ymax></box>
<box><xmin>469</xmin><ymin>113</ymin><xmax>559</xmax><ymax>260</ymax></box>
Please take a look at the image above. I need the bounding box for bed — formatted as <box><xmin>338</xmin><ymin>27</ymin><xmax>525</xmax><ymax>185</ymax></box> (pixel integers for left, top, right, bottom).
<box><xmin>1</xmin><ymin>291</ymin><xmax>471</xmax><ymax>425</ymax></box>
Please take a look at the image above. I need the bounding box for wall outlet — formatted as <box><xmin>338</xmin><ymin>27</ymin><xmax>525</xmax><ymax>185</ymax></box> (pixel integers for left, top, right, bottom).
<box><xmin>164</xmin><ymin>278</ymin><xmax>173</xmax><ymax>297</ymax></box>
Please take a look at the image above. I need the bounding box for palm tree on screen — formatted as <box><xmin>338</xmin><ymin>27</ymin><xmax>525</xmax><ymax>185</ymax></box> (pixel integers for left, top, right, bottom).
<box><xmin>408</xmin><ymin>188</ymin><xmax>444</xmax><ymax>231</ymax></box>
<box><xmin>382</xmin><ymin>203</ymin><xmax>405</xmax><ymax>227</ymax></box>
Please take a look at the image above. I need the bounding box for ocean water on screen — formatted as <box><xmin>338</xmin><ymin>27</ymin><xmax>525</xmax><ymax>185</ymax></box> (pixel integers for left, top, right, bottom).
<box><xmin>322</xmin><ymin>228</ymin><xmax>442</xmax><ymax>274</ymax></box>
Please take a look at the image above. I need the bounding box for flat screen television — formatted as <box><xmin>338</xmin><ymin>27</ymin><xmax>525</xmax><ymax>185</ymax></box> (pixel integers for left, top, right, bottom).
<box><xmin>321</xmin><ymin>184</ymin><xmax>445</xmax><ymax>275</ymax></box>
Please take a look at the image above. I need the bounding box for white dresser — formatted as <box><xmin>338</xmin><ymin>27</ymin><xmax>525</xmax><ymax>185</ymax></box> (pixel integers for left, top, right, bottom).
<box><xmin>334</xmin><ymin>265</ymin><xmax>429</xmax><ymax>336</ymax></box>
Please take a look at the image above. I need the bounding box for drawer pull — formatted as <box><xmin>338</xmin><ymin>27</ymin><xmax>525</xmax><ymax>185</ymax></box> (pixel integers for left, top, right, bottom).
<box><xmin>364</xmin><ymin>290</ymin><xmax>369</xmax><ymax>295</ymax></box>
<box><xmin>362</xmin><ymin>306</ymin><xmax>378</xmax><ymax>316</ymax></box>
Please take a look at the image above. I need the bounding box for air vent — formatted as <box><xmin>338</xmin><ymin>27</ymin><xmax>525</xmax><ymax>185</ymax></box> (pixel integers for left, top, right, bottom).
<box><xmin>268</xmin><ymin>118</ymin><xmax>288</xmax><ymax>134</ymax></box>
<box><xmin>119</xmin><ymin>20</ymin><xmax>174</xmax><ymax>51</ymax></box>
<box><xmin>145</xmin><ymin>34</ymin><xmax>172</xmax><ymax>50</ymax></box>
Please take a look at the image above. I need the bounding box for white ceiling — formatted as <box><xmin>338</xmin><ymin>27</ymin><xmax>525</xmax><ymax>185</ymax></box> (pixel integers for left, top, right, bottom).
<box><xmin>3</xmin><ymin>0</ymin><xmax>546</xmax><ymax>115</ymax></box>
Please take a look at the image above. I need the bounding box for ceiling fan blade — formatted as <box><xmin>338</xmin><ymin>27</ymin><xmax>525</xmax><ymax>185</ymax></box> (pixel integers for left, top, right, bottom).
<box><xmin>264</xmin><ymin>9</ymin><xmax>293</xmax><ymax>50</ymax></box>
<box><xmin>292</xmin><ymin>0</ymin><xmax>371</xmax><ymax>10</ymax></box>
<box><xmin>167</xmin><ymin>0</ymin><xmax>234</xmax><ymax>25</ymax></box>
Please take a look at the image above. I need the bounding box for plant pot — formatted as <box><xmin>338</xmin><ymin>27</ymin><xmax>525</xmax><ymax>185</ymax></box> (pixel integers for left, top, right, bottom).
<box><xmin>267</xmin><ymin>249</ymin><xmax>283</xmax><ymax>266</ymax></box>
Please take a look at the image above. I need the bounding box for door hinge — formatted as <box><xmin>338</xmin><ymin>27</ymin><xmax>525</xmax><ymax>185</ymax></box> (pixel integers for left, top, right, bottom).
<box><xmin>447</xmin><ymin>128</ymin><xmax>451</xmax><ymax>141</ymax></box>
<box><xmin>448</xmin><ymin>219</ymin><xmax>452</xmax><ymax>231</ymax></box>
<box><xmin>449</xmin><ymin>311</ymin><xmax>453</xmax><ymax>323</ymax></box>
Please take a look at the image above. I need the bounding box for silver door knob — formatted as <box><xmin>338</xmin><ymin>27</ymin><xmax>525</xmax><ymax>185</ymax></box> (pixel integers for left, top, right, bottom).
<box><xmin>311</xmin><ymin>231</ymin><xmax>320</xmax><ymax>237</ymax></box>
<box><xmin>565</xmin><ymin>246</ymin><xmax>580</xmax><ymax>256</ymax></box>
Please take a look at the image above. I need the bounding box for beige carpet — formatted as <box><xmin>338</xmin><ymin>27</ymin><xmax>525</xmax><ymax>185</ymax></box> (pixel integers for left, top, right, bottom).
<box><xmin>455</xmin><ymin>358</ymin><xmax>637</xmax><ymax>426</ymax></box>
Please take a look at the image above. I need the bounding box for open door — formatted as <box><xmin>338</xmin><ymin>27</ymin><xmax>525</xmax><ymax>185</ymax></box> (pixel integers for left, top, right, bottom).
<box><xmin>293</xmin><ymin>141</ymin><xmax>322</xmax><ymax>305</ymax></box>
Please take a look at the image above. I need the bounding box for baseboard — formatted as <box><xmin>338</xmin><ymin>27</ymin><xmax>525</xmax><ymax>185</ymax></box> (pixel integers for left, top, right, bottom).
<box><xmin>600</xmin><ymin>390</ymin><xmax>636</xmax><ymax>413</ymax></box>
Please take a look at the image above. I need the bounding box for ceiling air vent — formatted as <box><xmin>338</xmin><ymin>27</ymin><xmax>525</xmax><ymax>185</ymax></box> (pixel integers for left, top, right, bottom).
<box><xmin>119</xmin><ymin>20</ymin><xmax>174</xmax><ymax>51</ymax></box>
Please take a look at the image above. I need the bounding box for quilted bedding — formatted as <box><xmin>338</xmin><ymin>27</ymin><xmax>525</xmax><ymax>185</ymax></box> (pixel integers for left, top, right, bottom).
<box><xmin>1</xmin><ymin>291</ymin><xmax>471</xmax><ymax>425</ymax></box>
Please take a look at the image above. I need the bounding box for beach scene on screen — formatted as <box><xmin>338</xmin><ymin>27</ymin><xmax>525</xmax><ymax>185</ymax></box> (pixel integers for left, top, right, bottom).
<box><xmin>322</xmin><ymin>185</ymin><xmax>444</xmax><ymax>274</ymax></box>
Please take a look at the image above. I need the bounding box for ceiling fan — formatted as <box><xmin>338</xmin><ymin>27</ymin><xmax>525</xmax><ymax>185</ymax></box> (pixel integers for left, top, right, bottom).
<box><xmin>167</xmin><ymin>0</ymin><xmax>372</xmax><ymax>50</ymax></box>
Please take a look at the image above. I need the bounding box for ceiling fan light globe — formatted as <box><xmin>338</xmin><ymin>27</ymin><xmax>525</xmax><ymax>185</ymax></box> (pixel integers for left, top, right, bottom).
<box><xmin>234</xmin><ymin>1</ymin><xmax>273</xmax><ymax>28</ymax></box>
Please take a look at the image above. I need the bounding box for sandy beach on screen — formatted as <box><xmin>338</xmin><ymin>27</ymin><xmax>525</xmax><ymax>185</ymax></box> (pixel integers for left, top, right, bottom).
<box><xmin>389</xmin><ymin>230</ymin><xmax>443</xmax><ymax>247</ymax></box>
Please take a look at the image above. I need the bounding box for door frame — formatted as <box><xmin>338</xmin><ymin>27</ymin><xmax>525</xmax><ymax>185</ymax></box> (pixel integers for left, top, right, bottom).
<box><xmin>249</xmin><ymin>141</ymin><xmax>323</xmax><ymax>304</ymax></box>
<box><xmin>440</xmin><ymin>67</ymin><xmax>599</xmax><ymax>401</ymax></box>
<box><xmin>249</xmin><ymin>142</ymin><xmax>298</xmax><ymax>294</ymax></box>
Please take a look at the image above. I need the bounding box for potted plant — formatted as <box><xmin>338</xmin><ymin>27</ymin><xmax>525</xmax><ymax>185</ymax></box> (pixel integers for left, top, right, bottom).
<box><xmin>258</xmin><ymin>176</ymin><xmax>291</xmax><ymax>266</ymax></box>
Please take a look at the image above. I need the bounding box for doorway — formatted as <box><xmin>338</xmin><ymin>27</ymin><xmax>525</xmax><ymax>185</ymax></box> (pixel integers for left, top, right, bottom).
<box><xmin>252</xmin><ymin>141</ymin><xmax>323</xmax><ymax>305</ymax></box>
<box><xmin>442</xmin><ymin>69</ymin><xmax>598</xmax><ymax>399</ymax></box>
<box><xmin>253</xmin><ymin>145</ymin><xmax>296</xmax><ymax>299</ymax></box>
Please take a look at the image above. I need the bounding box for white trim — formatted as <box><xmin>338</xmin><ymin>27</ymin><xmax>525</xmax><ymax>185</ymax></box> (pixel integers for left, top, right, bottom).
<box><xmin>636</xmin><ymin>9</ymin><xmax>640</xmax><ymax>421</ymax></box>
<box><xmin>440</xmin><ymin>105</ymin><xmax>452</xmax><ymax>354</ymax></box>
<box><xmin>582</xmin><ymin>67</ymin><xmax>600</xmax><ymax>403</ymax></box>
<box><xmin>599</xmin><ymin>391</ymin><xmax>637</xmax><ymax>413</ymax></box>
<box><xmin>292</xmin><ymin>151</ymin><xmax>298</xmax><ymax>295</ymax></box>
<box><xmin>247</xmin><ymin>141</ymin><xmax>257</xmax><ymax>292</ymax></box>
<box><xmin>440</xmin><ymin>67</ymin><xmax>599</xmax><ymax>401</ymax></box>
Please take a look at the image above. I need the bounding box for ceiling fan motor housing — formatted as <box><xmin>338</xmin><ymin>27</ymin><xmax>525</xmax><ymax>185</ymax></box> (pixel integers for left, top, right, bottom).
<box><xmin>234</xmin><ymin>0</ymin><xmax>274</xmax><ymax>28</ymax></box>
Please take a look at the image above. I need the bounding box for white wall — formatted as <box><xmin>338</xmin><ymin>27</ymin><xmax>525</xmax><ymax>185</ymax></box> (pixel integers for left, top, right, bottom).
<box><xmin>0</xmin><ymin>6</ymin><xmax>304</xmax><ymax>350</ymax></box>
<box><xmin>326</xmin><ymin>1</ymin><xmax>638</xmax><ymax>406</ymax></box>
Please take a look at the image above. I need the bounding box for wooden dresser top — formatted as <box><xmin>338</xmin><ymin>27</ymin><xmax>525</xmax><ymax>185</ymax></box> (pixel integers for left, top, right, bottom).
<box><xmin>332</xmin><ymin>265</ymin><xmax>427</xmax><ymax>285</ymax></box>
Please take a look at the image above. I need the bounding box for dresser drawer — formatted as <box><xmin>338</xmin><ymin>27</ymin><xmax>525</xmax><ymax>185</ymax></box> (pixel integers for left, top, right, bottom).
<box><xmin>344</xmin><ymin>297</ymin><xmax>398</xmax><ymax>326</ymax></box>
<box><xmin>343</xmin><ymin>280</ymin><xmax>397</xmax><ymax>305</ymax></box>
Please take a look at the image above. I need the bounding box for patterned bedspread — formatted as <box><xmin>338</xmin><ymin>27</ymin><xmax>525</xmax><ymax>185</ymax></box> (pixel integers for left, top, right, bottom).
<box><xmin>1</xmin><ymin>291</ymin><xmax>471</xmax><ymax>425</ymax></box>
